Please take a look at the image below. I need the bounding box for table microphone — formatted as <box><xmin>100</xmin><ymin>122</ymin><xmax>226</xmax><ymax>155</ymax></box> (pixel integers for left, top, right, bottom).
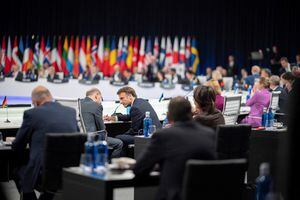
<box><xmin>111</xmin><ymin>103</ymin><xmax>121</xmax><ymax>116</ymax></box>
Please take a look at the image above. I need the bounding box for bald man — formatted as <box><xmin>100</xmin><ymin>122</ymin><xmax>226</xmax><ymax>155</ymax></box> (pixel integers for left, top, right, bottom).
<box><xmin>12</xmin><ymin>86</ymin><xmax>78</xmax><ymax>200</ymax></box>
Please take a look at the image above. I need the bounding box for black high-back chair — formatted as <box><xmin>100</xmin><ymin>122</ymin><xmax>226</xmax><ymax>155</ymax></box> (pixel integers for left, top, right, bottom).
<box><xmin>182</xmin><ymin>159</ymin><xmax>247</xmax><ymax>200</ymax></box>
<box><xmin>41</xmin><ymin>133</ymin><xmax>86</xmax><ymax>194</ymax></box>
<box><xmin>216</xmin><ymin>124</ymin><xmax>251</xmax><ymax>161</ymax></box>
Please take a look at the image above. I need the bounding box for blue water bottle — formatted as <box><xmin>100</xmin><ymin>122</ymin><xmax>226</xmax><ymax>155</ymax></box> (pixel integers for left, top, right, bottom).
<box><xmin>94</xmin><ymin>132</ymin><xmax>108</xmax><ymax>174</ymax></box>
<box><xmin>84</xmin><ymin>133</ymin><xmax>95</xmax><ymax>171</ymax></box>
<box><xmin>256</xmin><ymin>163</ymin><xmax>273</xmax><ymax>200</ymax></box>
<box><xmin>143</xmin><ymin>111</ymin><xmax>153</xmax><ymax>137</ymax></box>
<box><xmin>246</xmin><ymin>85</ymin><xmax>252</xmax><ymax>101</ymax></box>
<box><xmin>261</xmin><ymin>108</ymin><xmax>268</xmax><ymax>127</ymax></box>
<box><xmin>234</xmin><ymin>82</ymin><xmax>239</xmax><ymax>94</ymax></box>
<box><xmin>162</xmin><ymin>116</ymin><xmax>169</xmax><ymax>128</ymax></box>
<box><xmin>267</xmin><ymin>108</ymin><xmax>274</xmax><ymax>129</ymax></box>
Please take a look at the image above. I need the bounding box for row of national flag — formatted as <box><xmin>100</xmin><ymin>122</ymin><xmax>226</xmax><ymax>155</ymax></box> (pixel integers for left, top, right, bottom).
<box><xmin>0</xmin><ymin>35</ymin><xmax>200</xmax><ymax>77</ymax></box>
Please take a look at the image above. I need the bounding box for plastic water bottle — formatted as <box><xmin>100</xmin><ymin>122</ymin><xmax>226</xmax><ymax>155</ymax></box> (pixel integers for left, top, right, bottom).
<box><xmin>94</xmin><ymin>134</ymin><xmax>108</xmax><ymax>174</ymax></box>
<box><xmin>267</xmin><ymin>108</ymin><xmax>274</xmax><ymax>129</ymax></box>
<box><xmin>143</xmin><ymin>111</ymin><xmax>153</xmax><ymax>137</ymax></box>
<box><xmin>246</xmin><ymin>85</ymin><xmax>252</xmax><ymax>101</ymax></box>
<box><xmin>261</xmin><ymin>108</ymin><xmax>268</xmax><ymax>127</ymax></box>
<box><xmin>162</xmin><ymin>117</ymin><xmax>169</xmax><ymax>128</ymax></box>
<box><xmin>234</xmin><ymin>82</ymin><xmax>239</xmax><ymax>94</ymax></box>
<box><xmin>0</xmin><ymin>131</ymin><xmax>4</xmax><ymax>146</ymax></box>
<box><xmin>84</xmin><ymin>133</ymin><xmax>95</xmax><ymax>171</ymax></box>
<box><xmin>255</xmin><ymin>163</ymin><xmax>273</xmax><ymax>200</ymax></box>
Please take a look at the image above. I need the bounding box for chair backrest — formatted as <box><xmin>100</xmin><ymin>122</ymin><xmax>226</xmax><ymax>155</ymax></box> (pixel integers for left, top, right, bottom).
<box><xmin>216</xmin><ymin>124</ymin><xmax>251</xmax><ymax>161</ymax></box>
<box><xmin>269</xmin><ymin>91</ymin><xmax>281</xmax><ymax>111</ymax></box>
<box><xmin>222</xmin><ymin>95</ymin><xmax>242</xmax><ymax>125</ymax></box>
<box><xmin>55</xmin><ymin>97</ymin><xmax>79</xmax><ymax>119</ymax></box>
<box><xmin>77</xmin><ymin>98</ymin><xmax>87</xmax><ymax>134</ymax></box>
<box><xmin>42</xmin><ymin>133</ymin><xmax>86</xmax><ymax>192</ymax></box>
<box><xmin>223</xmin><ymin>77</ymin><xmax>234</xmax><ymax>91</ymax></box>
<box><xmin>182</xmin><ymin>159</ymin><xmax>247</xmax><ymax>200</ymax></box>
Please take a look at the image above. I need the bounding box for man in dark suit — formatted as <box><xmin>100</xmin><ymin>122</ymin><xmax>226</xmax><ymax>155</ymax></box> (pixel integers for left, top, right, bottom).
<box><xmin>80</xmin><ymin>88</ymin><xmax>123</xmax><ymax>158</ymax></box>
<box><xmin>269</xmin><ymin>75</ymin><xmax>288</xmax><ymax>114</ymax></box>
<box><xmin>134</xmin><ymin>96</ymin><xmax>217</xmax><ymax>200</ymax></box>
<box><xmin>104</xmin><ymin>86</ymin><xmax>161</xmax><ymax>146</ymax></box>
<box><xmin>12</xmin><ymin>86</ymin><xmax>78</xmax><ymax>200</ymax></box>
<box><xmin>279</xmin><ymin>57</ymin><xmax>292</xmax><ymax>76</ymax></box>
<box><xmin>244</xmin><ymin>65</ymin><xmax>261</xmax><ymax>87</ymax></box>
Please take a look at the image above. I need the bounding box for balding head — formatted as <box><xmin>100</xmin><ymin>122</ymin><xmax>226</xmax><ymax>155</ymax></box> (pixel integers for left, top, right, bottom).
<box><xmin>31</xmin><ymin>86</ymin><xmax>53</xmax><ymax>107</ymax></box>
<box><xmin>251</xmin><ymin>65</ymin><xmax>261</xmax><ymax>75</ymax></box>
<box><xmin>86</xmin><ymin>88</ymin><xmax>102</xmax><ymax>104</ymax></box>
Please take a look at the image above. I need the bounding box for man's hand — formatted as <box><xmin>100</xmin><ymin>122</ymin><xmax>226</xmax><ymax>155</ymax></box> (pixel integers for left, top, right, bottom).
<box><xmin>103</xmin><ymin>115</ymin><xmax>117</xmax><ymax>121</ymax></box>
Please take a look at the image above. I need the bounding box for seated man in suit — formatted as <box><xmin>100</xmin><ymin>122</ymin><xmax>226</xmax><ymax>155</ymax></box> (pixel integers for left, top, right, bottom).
<box><xmin>244</xmin><ymin>65</ymin><xmax>261</xmax><ymax>87</ymax></box>
<box><xmin>80</xmin><ymin>88</ymin><xmax>123</xmax><ymax>158</ymax></box>
<box><xmin>269</xmin><ymin>75</ymin><xmax>288</xmax><ymax>114</ymax></box>
<box><xmin>12</xmin><ymin>86</ymin><xmax>78</xmax><ymax>200</ymax></box>
<box><xmin>134</xmin><ymin>96</ymin><xmax>217</xmax><ymax>200</ymax></box>
<box><xmin>104</xmin><ymin>86</ymin><xmax>161</xmax><ymax>146</ymax></box>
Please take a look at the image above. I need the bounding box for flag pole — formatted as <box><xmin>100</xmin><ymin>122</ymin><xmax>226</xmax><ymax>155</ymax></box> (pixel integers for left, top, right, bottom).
<box><xmin>4</xmin><ymin>106</ymin><xmax>10</xmax><ymax>123</ymax></box>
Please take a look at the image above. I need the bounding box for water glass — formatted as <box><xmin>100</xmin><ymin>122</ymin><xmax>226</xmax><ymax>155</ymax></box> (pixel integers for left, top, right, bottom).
<box><xmin>149</xmin><ymin>125</ymin><xmax>157</xmax><ymax>136</ymax></box>
<box><xmin>80</xmin><ymin>153</ymin><xmax>93</xmax><ymax>173</ymax></box>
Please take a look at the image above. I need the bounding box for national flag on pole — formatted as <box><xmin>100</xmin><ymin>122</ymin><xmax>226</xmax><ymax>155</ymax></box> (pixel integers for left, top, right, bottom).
<box><xmin>120</xmin><ymin>36</ymin><xmax>128</xmax><ymax>72</ymax></box>
<box><xmin>67</xmin><ymin>36</ymin><xmax>74</xmax><ymax>74</ymax></box>
<box><xmin>144</xmin><ymin>37</ymin><xmax>153</xmax><ymax>66</ymax></box>
<box><xmin>33</xmin><ymin>36</ymin><xmax>40</xmax><ymax>69</ymax></box>
<box><xmin>1</xmin><ymin>96</ymin><xmax>7</xmax><ymax>108</ymax></box>
<box><xmin>56</xmin><ymin>36</ymin><xmax>64</xmax><ymax>73</ymax></box>
<box><xmin>22</xmin><ymin>36</ymin><xmax>30</xmax><ymax>72</ymax></box>
<box><xmin>103</xmin><ymin>36</ymin><xmax>110</xmax><ymax>77</ymax></box>
<box><xmin>18</xmin><ymin>36</ymin><xmax>24</xmax><ymax>61</ymax></box>
<box><xmin>126</xmin><ymin>36</ymin><xmax>134</xmax><ymax>70</ymax></box>
<box><xmin>159</xmin><ymin>36</ymin><xmax>166</xmax><ymax>69</ymax></box>
<box><xmin>153</xmin><ymin>37</ymin><xmax>159</xmax><ymax>59</ymax></box>
<box><xmin>179</xmin><ymin>37</ymin><xmax>185</xmax><ymax>64</ymax></box>
<box><xmin>164</xmin><ymin>36</ymin><xmax>173</xmax><ymax>70</ymax></box>
<box><xmin>5</xmin><ymin>36</ymin><xmax>12</xmax><ymax>75</ymax></box>
<box><xmin>109</xmin><ymin>37</ymin><xmax>117</xmax><ymax>75</ymax></box>
<box><xmin>97</xmin><ymin>36</ymin><xmax>104</xmax><ymax>72</ymax></box>
<box><xmin>43</xmin><ymin>37</ymin><xmax>51</xmax><ymax>66</ymax></box>
<box><xmin>86</xmin><ymin>36</ymin><xmax>92</xmax><ymax>67</ymax></box>
<box><xmin>132</xmin><ymin>36</ymin><xmax>139</xmax><ymax>69</ymax></box>
<box><xmin>51</xmin><ymin>36</ymin><xmax>58</xmax><ymax>72</ymax></box>
<box><xmin>38</xmin><ymin>36</ymin><xmax>45</xmax><ymax>69</ymax></box>
<box><xmin>62</xmin><ymin>36</ymin><xmax>69</xmax><ymax>75</ymax></box>
<box><xmin>1</xmin><ymin>36</ymin><xmax>6</xmax><ymax>68</ymax></box>
<box><xmin>137</xmin><ymin>36</ymin><xmax>145</xmax><ymax>72</ymax></box>
<box><xmin>117</xmin><ymin>36</ymin><xmax>123</xmax><ymax>64</ymax></box>
<box><xmin>79</xmin><ymin>36</ymin><xmax>87</xmax><ymax>73</ymax></box>
<box><xmin>190</xmin><ymin>37</ymin><xmax>200</xmax><ymax>74</ymax></box>
<box><xmin>185</xmin><ymin>36</ymin><xmax>191</xmax><ymax>69</ymax></box>
<box><xmin>12</xmin><ymin>36</ymin><xmax>22</xmax><ymax>69</ymax></box>
<box><xmin>172</xmin><ymin>36</ymin><xmax>179</xmax><ymax>66</ymax></box>
<box><xmin>91</xmin><ymin>36</ymin><xmax>99</xmax><ymax>67</ymax></box>
<box><xmin>73</xmin><ymin>36</ymin><xmax>80</xmax><ymax>78</ymax></box>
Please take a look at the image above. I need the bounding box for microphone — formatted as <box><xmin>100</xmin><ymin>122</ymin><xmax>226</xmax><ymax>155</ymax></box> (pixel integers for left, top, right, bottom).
<box><xmin>184</xmin><ymin>89</ymin><xmax>194</xmax><ymax>99</ymax></box>
<box><xmin>111</xmin><ymin>103</ymin><xmax>121</xmax><ymax>116</ymax></box>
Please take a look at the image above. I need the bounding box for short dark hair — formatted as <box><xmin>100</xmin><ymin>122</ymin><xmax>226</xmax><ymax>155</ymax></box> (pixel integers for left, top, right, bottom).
<box><xmin>193</xmin><ymin>85</ymin><xmax>216</xmax><ymax>114</ymax></box>
<box><xmin>261</xmin><ymin>68</ymin><xmax>272</xmax><ymax>77</ymax></box>
<box><xmin>280</xmin><ymin>57</ymin><xmax>289</xmax><ymax>62</ymax></box>
<box><xmin>167</xmin><ymin>96</ymin><xmax>192</xmax><ymax>122</ymax></box>
<box><xmin>281</xmin><ymin>72</ymin><xmax>295</xmax><ymax>82</ymax></box>
<box><xmin>117</xmin><ymin>86</ymin><xmax>137</xmax><ymax>98</ymax></box>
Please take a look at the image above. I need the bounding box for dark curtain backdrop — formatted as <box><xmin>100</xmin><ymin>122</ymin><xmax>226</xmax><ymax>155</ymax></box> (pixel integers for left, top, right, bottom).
<box><xmin>1</xmin><ymin>0</ymin><xmax>299</xmax><ymax>73</ymax></box>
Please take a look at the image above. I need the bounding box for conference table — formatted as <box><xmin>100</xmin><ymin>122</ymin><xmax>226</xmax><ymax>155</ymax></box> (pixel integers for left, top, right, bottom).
<box><xmin>62</xmin><ymin>167</ymin><xmax>159</xmax><ymax>200</ymax></box>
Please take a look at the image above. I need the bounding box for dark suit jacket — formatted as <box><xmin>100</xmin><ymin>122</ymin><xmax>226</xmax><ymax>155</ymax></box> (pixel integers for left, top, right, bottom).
<box><xmin>134</xmin><ymin>121</ymin><xmax>217</xmax><ymax>200</ymax></box>
<box><xmin>117</xmin><ymin>98</ymin><xmax>162</xmax><ymax>135</ymax></box>
<box><xmin>244</xmin><ymin>74</ymin><xmax>260</xmax><ymax>87</ymax></box>
<box><xmin>80</xmin><ymin>97</ymin><xmax>105</xmax><ymax>132</ymax></box>
<box><xmin>272</xmin><ymin>86</ymin><xmax>288</xmax><ymax>113</ymax></box>
<box><xmin>12</xmin><ymin>102</ymin><xmax>78</xmax><ymax>193</ymax></box>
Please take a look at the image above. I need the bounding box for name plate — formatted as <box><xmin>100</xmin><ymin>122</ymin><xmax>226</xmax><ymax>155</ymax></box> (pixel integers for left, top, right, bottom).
<box><xmin>160</xmin><ymin>83</ymin><xmax>175</xmax><ymax>89</ymax></box>
<box><xmin>110</xmin><ymin>81</ymin><xmax>128</xmax><ymax>86</ymax></box>
<box><xmin>78</xmin><ymin>79</ymin><xmax>99</xmax><ymax>85</ymax></box>
<box><xmin>181</xmin><ymin>84</ymin><xmax>193</xmax><ymax>91</ymax></box>
<box><xmin>21</xmin><ymin>78</ymin><xmax>32</xmax><ymax>82</ymax></box>
<box><xmin>137</xmin><ymin>82</ymin><xmax>155</xmax><ymax>88</ymax></box>
<box><xmin>51</xmin><ymin>79</ymin><xmax>69</xmax><ymax>83</ymax></box>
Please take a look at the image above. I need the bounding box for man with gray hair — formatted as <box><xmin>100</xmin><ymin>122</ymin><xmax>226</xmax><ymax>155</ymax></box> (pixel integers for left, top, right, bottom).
<box><xmin>269</xmin><ymin>75</ymin><xmax>288</xmax><ymax>114</ymax></box>
<box><xmin>12</xmin><ymin>86</ymin><xmax>78</xmax><ymax>200</ymax></box>
<box><xmin>80</xmin><ymin>88</ymin><xmax>123</xmax><ymax>158</ymax></box>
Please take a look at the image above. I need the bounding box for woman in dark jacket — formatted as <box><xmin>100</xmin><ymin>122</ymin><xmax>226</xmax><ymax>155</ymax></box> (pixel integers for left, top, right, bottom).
<box><xmin>193</xmin><ymin>85</ymin><xmax>225</xmax><ymax>129</ymax></box>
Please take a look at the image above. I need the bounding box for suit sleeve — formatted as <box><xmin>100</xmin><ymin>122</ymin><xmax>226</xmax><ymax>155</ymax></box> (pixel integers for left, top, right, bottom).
<box><xmin>246</xmin><ymin>91</ymin><xmax>258</xmax><ymax>107</ymax></box>
<box><xmin>95</xmin><ymin>104</ymin><xmax>105</xmax><ymax>131</ymax></box>
<box><xmin>12</xmin><ymin>110</ymin><xmax>33</xmax><ymax>153</ymax></box>
<box><xmin>116</xmin><ymin>113</ymin><xmax>131</xmax><ymax>121</ymax></box>
<box><xmin>126</xmin><ymin>106</ymin><xmax>144</xmax><ymax>135</ymax></box>
<box><xmin>134</xmin><ymin>133</ymin><xmax>164</xmax><ymax>177</ymax></box>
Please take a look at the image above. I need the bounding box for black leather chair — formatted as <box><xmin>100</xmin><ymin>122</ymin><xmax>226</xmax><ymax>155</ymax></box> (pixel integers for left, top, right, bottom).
<box><xmin>216</xmin><ymin>124</ymin><xmax>251</xmax><ymax>161</ymax></box>
<box><xmin>182</xmin><ymin>159</ymin><xmax>247</xmax><ymax>200</ymax></box>
<box><xmin>40</xmin><ymin>133</ymin><xmax>86</xmax><ymax>198</ymax></box>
